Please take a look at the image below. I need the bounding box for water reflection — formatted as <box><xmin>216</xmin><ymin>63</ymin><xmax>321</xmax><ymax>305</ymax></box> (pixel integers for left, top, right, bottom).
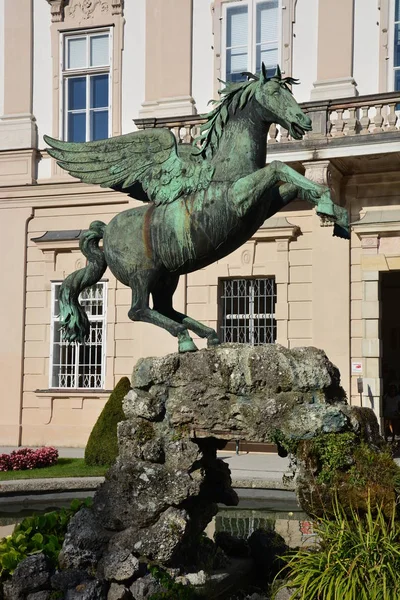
<box><xmin>207</xmin><ymin>506</ymin><xmax>317</xmax><ymax>548</ymax></box>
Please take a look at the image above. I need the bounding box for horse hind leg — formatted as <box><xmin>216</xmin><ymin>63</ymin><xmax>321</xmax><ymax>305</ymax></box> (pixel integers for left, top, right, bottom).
<box><xmin>152</xmin><ymin>278</ymin><xmax>220</xmax><ymax>348</ymax></box>
<box><xmin>128</xmin><ymin>271</ymin><xmax>198</xmax><ymax>353</ymax></box>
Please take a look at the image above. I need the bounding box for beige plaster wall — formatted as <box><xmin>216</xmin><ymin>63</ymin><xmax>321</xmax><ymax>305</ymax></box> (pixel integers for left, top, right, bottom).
<box><xmin>316</xmin><ymin>0</ymin><xmax>354</xmax><ymax>82</ymax></box>
<box><xmin>141</xmin><ymin>0</ymin><xmax>195</xmax><ymax>117</ymax></box>
<box><xmin>346</xmin><ymin>174</ymin><xmax>400</xmax><ymax>419</ymax></box>
<box><xmin>0</xmin><ymin>206</ymin><xmax>32</xmax><ymax>445</ymax></box>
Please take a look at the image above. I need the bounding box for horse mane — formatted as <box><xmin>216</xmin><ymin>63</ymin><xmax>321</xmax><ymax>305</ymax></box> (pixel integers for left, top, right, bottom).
<box><xmin>194</xmin><ymin>69</ymin><xmax>299</xmax><ymax>158</ymax></box>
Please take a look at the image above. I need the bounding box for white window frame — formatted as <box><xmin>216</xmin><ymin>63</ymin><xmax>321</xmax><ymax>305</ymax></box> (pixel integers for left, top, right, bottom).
<box><xmin>59</xmin><ymin>28</ymin><xmax>113</xmax><ymax>141</ymax></box>
<box><xmin>49</xmin><ymin>281</ymin><xmax>108</xmax><ymax>390</ymax></box>
<box><xmin>221</xmin><ymin>0</ymin><xmax>282</xmax><ymax>83</ymax></box>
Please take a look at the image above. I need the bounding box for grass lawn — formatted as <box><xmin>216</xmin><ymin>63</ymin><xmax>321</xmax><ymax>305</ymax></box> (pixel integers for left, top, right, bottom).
<box><xmin>0</xmin><ymin>458</ymin><xmax>108</xmax><ymax>480</ymax></box>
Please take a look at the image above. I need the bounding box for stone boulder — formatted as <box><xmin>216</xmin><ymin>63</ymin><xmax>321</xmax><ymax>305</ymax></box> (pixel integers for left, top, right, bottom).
<box><xmin>6</xmin><ymin>343</ymin><xmax>388</xmax><ymax>597</ymax></box>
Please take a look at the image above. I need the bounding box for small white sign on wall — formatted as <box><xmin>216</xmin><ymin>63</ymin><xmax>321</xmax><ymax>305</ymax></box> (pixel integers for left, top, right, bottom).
<box><xmin>352</xmin><ymin>362</ymin><xmax>363</xmax><ymax>375</ymax></box>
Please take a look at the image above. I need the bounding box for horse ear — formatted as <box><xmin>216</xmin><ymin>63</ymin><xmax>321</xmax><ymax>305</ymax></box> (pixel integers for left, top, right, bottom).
<box><xmin>274</xmin><ymin>65</ymin><xmax>282</xmax><ymax>79</ymax></box>
<box><xmin>260</xmin><ymin>62</ymin><xmax>267</xmax><ymax>83</ymax></box>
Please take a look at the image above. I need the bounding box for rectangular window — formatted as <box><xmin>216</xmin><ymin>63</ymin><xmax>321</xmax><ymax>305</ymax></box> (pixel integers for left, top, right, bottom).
<box><xmin>219</xmin><ymin>277</ymin><xmax>277</xmax><ymax>344</ymax></box>
<box><xmin>62</xmin><ymin>31</ymin><xmax>111</xmax><ymax>142</ymax></box>
<box><xmin>50</xmin><ymin>282</ymin><xmax>107</xmax><ymax>389</ymax></box>
<box><xmin>224</xmin><ymin>0</ymin><xmax>279</xmax><ymax>84</ymax></box>
<box><xmin>395</xmin><ymin>0</ymin><xmax>400</xmax><ymax>90</ymax></box>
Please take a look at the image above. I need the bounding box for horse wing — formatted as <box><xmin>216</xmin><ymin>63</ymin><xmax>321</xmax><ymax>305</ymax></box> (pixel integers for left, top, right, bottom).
<box><xmin>44</xmin><ymin>129</ymin><xmax>214</xmax><ymax>205</ymax></box>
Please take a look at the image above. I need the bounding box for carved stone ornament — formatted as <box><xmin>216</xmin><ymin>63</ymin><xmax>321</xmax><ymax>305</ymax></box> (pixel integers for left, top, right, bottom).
<box><xmin>46</xmin><ymin>0</ymin><xmax>65</xmax><ymax>22</ymax></box>
<box><xmin>46</xmin><ymin>0</ymin><xmax>123</xmax><ymax>23</ymax></box>
<box><xmin>68</xmin><ymin>0</ymin><xmax>109</xmax><ymax>20</ymax></box>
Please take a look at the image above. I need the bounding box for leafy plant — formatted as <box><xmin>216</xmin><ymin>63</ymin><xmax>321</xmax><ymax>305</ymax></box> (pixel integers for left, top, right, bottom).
<box><xmin>148</xmin><ymin>565</ymin><xmax>199</xmax><ymax>599</ymax></box>
<box><xmin>85</xmin><ymin>377</ymin><xmax>130</xmax><ymax>466</ymax></box>
<box><xmin>309</xmin><ymin>432</ymin><xmax>356</xmax><ymax>484</ymax></box>
<box><xmin>275</xmin><ymin>496</ymin><xmax>400</xmax><ymax>600</ymax></box>
<box><xmin>0</xmin><ymin>498</ymin><xmax>92</xmax><ymax>580</ymax></box>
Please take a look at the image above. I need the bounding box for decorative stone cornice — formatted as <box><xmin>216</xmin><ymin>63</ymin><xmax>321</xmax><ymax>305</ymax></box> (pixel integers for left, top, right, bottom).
<box><xmin>352</xmin><ymin>209</ymin><xmax>400</xmax><ymax>237</ymax></box>
<box><xmin>46</xmin><ymin>0</ymin><xmax>123</xmax><ymax>23</ymax></box>
<box><xmin>253</xmin><ymin>216</ymin><xmax>300</xmax><ymax>241</ymax></box>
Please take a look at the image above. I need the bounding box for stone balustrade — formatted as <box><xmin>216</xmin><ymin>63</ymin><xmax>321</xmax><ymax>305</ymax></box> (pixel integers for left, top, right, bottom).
<box><xmin>135</xmin><ymin>91</ymin><xmax>400</xmax><ymax>146</ymax></box>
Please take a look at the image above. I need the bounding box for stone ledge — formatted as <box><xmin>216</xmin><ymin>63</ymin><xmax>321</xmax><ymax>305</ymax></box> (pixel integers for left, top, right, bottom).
<box><xmin>0</xmin><ymin>477</ymin><xmax>104</xmax><ymax>495</ymax></box>
<box><xmin>0</xmin><ymin>475</ymin><xmax>295</xmax><ymax>496</ymax></box>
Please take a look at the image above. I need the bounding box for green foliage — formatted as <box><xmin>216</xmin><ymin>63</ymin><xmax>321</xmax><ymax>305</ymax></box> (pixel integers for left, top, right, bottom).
<box><xmin>171</xmin><ymin>424</ymin><xmax>190</xmax><ymax>442</ymax></box>
<box><xmin>275</xmin><ymin>496</ymin><xmax>400</xmax><ymax>600</ymax></box>
<box><xmin>309</xmin><ymin>432</ymin><xmax>357</xmax><ymax>484</ymax></box>
<box><xmin>0</xmin><ymin>498</ymin><xmax>92</xmax><ymax>580</ymax></box>
<box><xmin>348</xmin><ymin>442</ymin><xmax>400</xmax><ymax>490</ymax></box>
<box><xmin>84</xmin><ymin>377</ymin><xmax>130</xmax><ymax>466</ymax></box>
<box><xmin>148</xmin><ymin>565</ymin><xmax>199</xmax><ymax>599</ymax></box>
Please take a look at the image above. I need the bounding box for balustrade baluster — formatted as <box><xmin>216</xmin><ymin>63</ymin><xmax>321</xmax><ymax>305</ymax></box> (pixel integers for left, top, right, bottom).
<box><xmin>280</xmin><ymin>127</ymin><xmax>290</xmax><ymax>143</ymax></box>
<box><xmin>345</xmin><ymin>107</ymin><xmax>357</xmax><ymax>135</ymax></box>
<box><xmin>359</xmin><ymin>106</ymin><xmax>370</xmax><ymax>134</ymax></box>
<box><xmin>330</xmin><ymin>109</ymin><xmax>345</xmax><ymax>137</ymax></box>
<box><xmin>386</xmin><ymin>103</ymin><xmax>398</xmax><ymax>131</ymax></box>
<box><xmin>268</xmin><ymin>123</ymin><xmax>278</xmax><ymax>144</ymax></box>
<box><xmin>373</xmin><ymin>105</ymin><xmax>384</xmax><ymax>132</ymax></box>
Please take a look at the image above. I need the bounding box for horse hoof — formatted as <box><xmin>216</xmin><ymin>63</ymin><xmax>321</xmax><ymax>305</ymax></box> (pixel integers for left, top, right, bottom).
<box><xmin>178</xmin><ymin>339</ymin><xmax>198</xmax><ymax>353</ymax></box>
<box><xmin>207</xmin><ymin>335</ymin><xmax>221</xmax><ymax>348</ymax></box>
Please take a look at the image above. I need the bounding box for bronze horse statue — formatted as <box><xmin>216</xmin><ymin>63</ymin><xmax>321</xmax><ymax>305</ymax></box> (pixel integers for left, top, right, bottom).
<box><xmin>45</xmin><ymin>65</ymin><xmax>349</xmax><ymax>353</ymax></box>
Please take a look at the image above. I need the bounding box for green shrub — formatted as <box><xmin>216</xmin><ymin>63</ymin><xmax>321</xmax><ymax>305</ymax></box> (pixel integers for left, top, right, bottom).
<box><xmin>0</xmin><ymin>498</ymin><xmax>92</xmax><ymax>580</ymax></box>
<box><xmin>84</xmin><ymin>377</ymin><xmax>130</xmax><ymax>466</ymax></box>
<box><xmin>309</xmin><ymin>432</ymin><xmax>357</xmax><ymax>484</ymax></box>
<box><xmin>275</xmin><ymin>496</ymin><xmax>400</xmax><ymax>600</ymax></box>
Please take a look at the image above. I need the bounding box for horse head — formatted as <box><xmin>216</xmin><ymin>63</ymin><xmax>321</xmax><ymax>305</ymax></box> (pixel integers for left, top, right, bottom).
<box><xmin>253</xmin><ymin>64</ymin><xmax>312</xmax><ymax>140</ymax></box>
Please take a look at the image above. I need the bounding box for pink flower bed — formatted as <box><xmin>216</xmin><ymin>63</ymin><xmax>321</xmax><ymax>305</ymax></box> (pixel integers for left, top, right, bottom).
<box><xmin>0</xmin><ymin>447</ymin><xmax>58</xmax><ymax>471</ymax></box>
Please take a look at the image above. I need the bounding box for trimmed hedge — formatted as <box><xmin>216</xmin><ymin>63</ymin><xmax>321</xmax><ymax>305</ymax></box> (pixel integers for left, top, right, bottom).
<box><xmin>84</xmin><ymin>377</ymin><xmax>130</xmax><ymax>466</ymax></box>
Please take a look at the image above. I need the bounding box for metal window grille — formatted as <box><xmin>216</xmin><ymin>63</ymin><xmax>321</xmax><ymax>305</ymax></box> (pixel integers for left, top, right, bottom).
<box><xmin>50</xmin><ymin>282</ymin><xmax>107</xmax><ymax>389</ymax></box>
<box><xmin>219</xmin><ymin>278</ymin><xmax>277</xmax><ymax>344</ymax></box>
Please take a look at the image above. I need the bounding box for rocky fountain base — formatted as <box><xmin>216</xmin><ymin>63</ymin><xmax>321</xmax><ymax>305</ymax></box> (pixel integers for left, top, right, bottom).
<box><xmin>4</xmin><ymin>344</ymin><xmax>390</xmax><ymax>599</ymax></box>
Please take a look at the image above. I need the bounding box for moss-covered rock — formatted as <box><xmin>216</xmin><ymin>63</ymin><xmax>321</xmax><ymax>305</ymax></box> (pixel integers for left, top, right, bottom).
<box><xmin>296</xmin><ymin>431</ymin><xmax>400</xmax><ymax>517</ymax></box>
<box><xmin>84</xmin><ymin>377</ymin><xmax>130</xmax><ymax>466</ymax></box>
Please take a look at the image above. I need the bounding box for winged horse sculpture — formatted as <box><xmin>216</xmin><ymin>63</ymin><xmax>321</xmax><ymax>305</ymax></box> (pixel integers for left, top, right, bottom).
<box><xmin>45</xmin><ymin>65</ymin><xmax>349</xmax><ymax>353</ymax></box>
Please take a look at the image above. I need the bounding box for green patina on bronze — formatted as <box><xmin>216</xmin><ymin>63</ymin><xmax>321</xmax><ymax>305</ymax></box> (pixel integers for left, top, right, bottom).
<box><xmin>44</xmin><ymin>64</ymin><xmax>349</xmax><ymax>353</ymax></box>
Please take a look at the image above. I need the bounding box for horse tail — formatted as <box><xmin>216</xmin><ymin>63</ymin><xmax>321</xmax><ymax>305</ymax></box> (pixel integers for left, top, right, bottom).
<box><xmin>59</xmin><ymin>220</ymin><xmax>107</xmax><ymax>343</ymax></box>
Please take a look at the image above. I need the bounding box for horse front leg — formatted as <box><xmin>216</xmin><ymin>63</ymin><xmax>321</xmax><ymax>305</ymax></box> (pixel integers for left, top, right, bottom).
<box><xmin>229</xmin><ymin>160</ymin><xmax>333</xmax><ymax>219</ymax></box>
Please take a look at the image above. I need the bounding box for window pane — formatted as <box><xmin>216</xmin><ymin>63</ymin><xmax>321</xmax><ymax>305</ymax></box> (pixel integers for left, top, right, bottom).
<box><xmin>90</xmin><ymin>34</ymin><xmax>109</xmax><ymax>66</ymax></box>
<box><xmin>256</xmin><ymin>46</ymin><xmax>278</xmax><ymax>73</ymax></box>
<box><xmin>396</xmin><ymin>0</ymin><xmax>400</xmax><ymax>22</ymax></box>
<box><xmin>90</xmin><ymin>74</ymin><xmax>109</xmax><ymax>108</ymax></box>
<box><xmin>91</xmin><ymin>110</ymin><xmax>108</xmax><ymax>140</ymax></box>
<box><xmin>395</xmin><ymin>23</ymin><xmax>400</xmax><ymax>68</ymax></box>
<box><xmin>68</xmin><ymin>112</ymin><xmax>86</xmax><ymax>142</ymax></box>
<box><xmin>226</xmin><ymin>48</ymin><xmax>248</xmax><ymax>83</ymax></box>
<box><xmin>257</xmin><ymin>1</ymin><xmax>279</xmax><ymax>45</ymax></box>
<box><xmin>67</xmin><ymin>37</ymin><xmax>87</xmax><ymax>69</ymax></box>
<box><xmin>395</xmin><ymin>69</ymin><xmax>400</xmax><ymax>91</ymax></box>
<box><xmin>68</xmin><ymin>77</ymin><xmax>86</xmax><ymax>110</ymax></box>
<box><xmin>227</xmin><ymin>5</ymin><xmax>248</xmax><ymax>47</ymax></box>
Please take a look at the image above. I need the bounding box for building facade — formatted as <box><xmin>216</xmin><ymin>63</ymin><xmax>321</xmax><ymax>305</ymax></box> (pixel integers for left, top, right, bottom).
<box><xmin>0</xmin><ymin>0</ymin><xmax>400</xmax><ymax>446</ymax></box>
